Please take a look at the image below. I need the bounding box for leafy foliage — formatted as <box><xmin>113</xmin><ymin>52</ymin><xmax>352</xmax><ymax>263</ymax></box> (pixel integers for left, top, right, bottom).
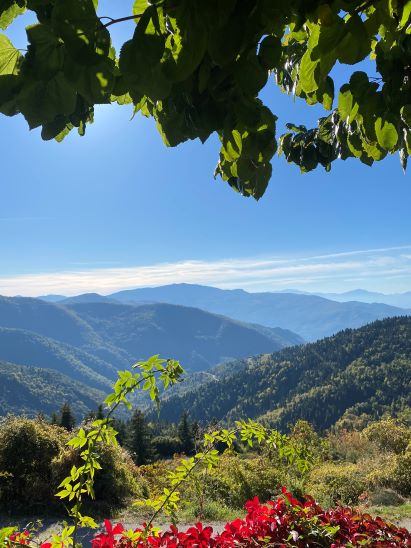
<box><xmin>1</xmin><ymin>1</ymin><xmax>411</xmax><ymax>197</ymax></box>
<box><xmin>6</xmin><ymin>490</ymin><xmax>411</xmax><ymax>546</ymax></box>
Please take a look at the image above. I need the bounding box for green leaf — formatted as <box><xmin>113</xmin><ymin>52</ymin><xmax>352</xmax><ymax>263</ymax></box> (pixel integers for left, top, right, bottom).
<box><xmin>338</xmin><ymin>84</ymin><xmax>358</xmax><ymax>122</ymax></box>
<box><xmin>0</xmin><ymin>1</ymin><xmax>25</xmax><ymax>30</ymax></box>
<box><xmin>337</xmin><ymin>14</ymin><xmax>371</xmax><ymax>64</ymax></box>
<box><xmin>51</xmin><ymin>0</ymin><xmax>110</xmax><ymax>65</ymax></box>
<box><xmin>234</xmin><ymin>54</ymin><xmax>268</xmax><ymax>97</ymax></box>
<box><xmin>375</xmin><ymin>117</ymin><xmax>398</xmax><ymax>150</ymax></box>
<box><xmin>0</xmin><ymin>33</ymin><xmax>21</xmax><ymax>75</ymax></box>
<box><xmin>133</xmin><ymin>0</ymin><xmax>148</xmax><ymax>17</ymax></box>
<box><xmin>258</xmin><ymin>35</ymin><xmax>282</xmax><ymax>70</ymax></box>
<box><xmin>25</xmin><ymin>23</ymin><xmax>65</xmax><ymax>79</ymax></box>
<box><xmin>18</xmin><ymin>71</ymin><xmax>76</xmax><ymax>128</ymax></box>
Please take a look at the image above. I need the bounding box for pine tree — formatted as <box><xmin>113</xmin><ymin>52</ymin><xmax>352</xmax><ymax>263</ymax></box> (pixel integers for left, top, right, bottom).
<box><xmin>59</xmin><ymin>403</ymin><xmax>75</xmax><ymax>431</ymax></box>
<box><xmin>178</xmin><ymin>412</ymin><xmax>195</xmax><ymax>455</ymax></box>
<box><xmin>126</xmin><ymin>410</ymin><xmax>153</xmax><ymax>465</ymax></box>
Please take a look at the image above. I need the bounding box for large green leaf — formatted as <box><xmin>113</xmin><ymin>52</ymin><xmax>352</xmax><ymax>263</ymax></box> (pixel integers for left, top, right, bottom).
<box><xmin>17</xmin><ymin>71</ymin><xmax>76</xmax><ymax>128</ymax></box>
<box><xmin>375</xmin><ymin>117</ymin><xmax>398</xmax><ymax>150</ymax></box>
<box><xmin>0</xmin><ymin>0</ymin><xmax>25</xmax><ymax>30</ymax></box>
<box><xmin>0</xmin><ymin>33</ymin><xmax>21</xmax><ymax>74</ymax></box>
<box><xmin>258</xmin><ymin>35</ymin><xmax>282</xmax><ymax>70</ymax></box>
<box><xmin>337</xmin><ymin>15</ymin><xmax>371</xmax><ymax>65</ymax></box>
<box><xmin>25</xmin><ymin>24</ymin><xmax>64</xmax><ymax>78</ymax></box>
<box><xmin>51</xmin><ymin>0</ymin><xmax>110</xmax><ymax>65</ymax></box>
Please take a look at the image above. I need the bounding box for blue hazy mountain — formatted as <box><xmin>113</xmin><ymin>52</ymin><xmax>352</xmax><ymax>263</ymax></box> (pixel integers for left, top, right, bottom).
<box><xmin>38</xmin><ymin>294</ymin><xmax>67</xmax><ymax>302</ymax></box>
<box><xmin>61</xmin><ymin>293</ymin><xmax>119</xmax><ymax>305</ymax></box>
<box><xmin>0</xmin><ymin>296</ymin><xmax>301</xmax><ymax>378</ymax></box>
<box><xmin>0</xmin><ymin>296</ymin><xmax>131</xmax><ymax>367</ymax></box>
<box><xmin>0</xmin><ymin>327</ymin><xmax>115</xmax><ymax>390</ymax></box>
<box><xmin>108</xmin><ymin>284</ymin><xmax>409</xmax><ymax>341</ymax></box>
<box><xmin>66</xmin><ymin>301</ymin><xmax>303</xmax><ymax>372</ymax></box>
<box><xmin>316</xmin><ymin>289</ymin><xmax>411</xmax><ymax>309</ymax></box>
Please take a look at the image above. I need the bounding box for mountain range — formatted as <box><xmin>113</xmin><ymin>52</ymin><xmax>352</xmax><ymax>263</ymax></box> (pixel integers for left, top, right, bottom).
<box><xmin>154</xmin><ymin>316</ymin><xmax>411</xmax><ymax>431</ymax></box>
<box><xmin>0</xmin><ymin>295</ymin><xmax>300</xmax><ymax>417</ymax></box>
<box><xmin>40</xmin><ymin>284</ymin><xmax>411</xmax><ymax>341</ymax></box>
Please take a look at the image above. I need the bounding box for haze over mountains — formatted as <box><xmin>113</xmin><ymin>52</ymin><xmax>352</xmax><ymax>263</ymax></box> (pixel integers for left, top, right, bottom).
<box><xmin>2</xmin><ymin>284</ymin><xmax>411</xmax><ymax>420</ymax></box>
<box><xmin>0</xmin><ymin>294</ymin><xmax>300</xmax><ymax>417</ymax></box>
<box><xmin>40</xmin><ymin>283</ymin><xmax>410</xmax><ymax>341</ymax></box>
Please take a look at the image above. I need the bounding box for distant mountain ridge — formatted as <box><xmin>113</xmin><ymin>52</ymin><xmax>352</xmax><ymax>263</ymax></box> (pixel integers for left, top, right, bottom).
<box><xmin>315</xmin><ymin>289</ymin><xmax>411</xmax><ymax>308</ymax></box>
<box><xmin>108</xmin><ymin>284</ymin><xmax>409</xmax><ymax>341</ymax></box>
<box><xmin>0</xmin><ymin>295</ymin><xmax>302</xmax><ymax>418</ymax></box>
<box><xmin>155</xmin><ymin>316</ymin><xmax>411</xmax><ymax>431</ymax></box>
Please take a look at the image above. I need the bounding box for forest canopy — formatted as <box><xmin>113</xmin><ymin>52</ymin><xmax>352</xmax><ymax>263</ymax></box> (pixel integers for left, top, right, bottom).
<box><xmin>1</xmin><ymin>0</ymin><xmax>410</xmax><ymax>198</ymax></box>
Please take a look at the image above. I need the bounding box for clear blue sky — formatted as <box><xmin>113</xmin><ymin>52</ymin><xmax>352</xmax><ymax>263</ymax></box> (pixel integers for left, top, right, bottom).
<box><xmin>1</xmin><ymin>3</ymin><xmax>411</xmax><ymax>296</ymax></box>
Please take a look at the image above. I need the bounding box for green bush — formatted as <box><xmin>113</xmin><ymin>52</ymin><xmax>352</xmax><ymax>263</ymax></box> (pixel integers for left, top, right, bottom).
<box><xmin>0</xmin><ymin>416</ymin><xmax>143</xmax><ymax>515</ymax></box>
<box><xmin>307</xmin><ymin>462</ymin><xmax>368</xmax><ymax>506</ymax></box>
<box><xmin>51</xmin><ymin>426</ymin><xmax>145</xmax><ymax>514</ymax></box>
<box><xmin>206</xmin><ymin>453</ymin><xmax>284</xmax><ymax>508</ymax></box>
<box><xmin>362</xmin><ymin>418</ymin><xmax>411</xmax><ymax>455</ymax></box>
<box><xmin>0</xmin><ymin>416</ymin><xmax>68</xmax><ymax>512</ymax></box>
<box><xmin>389</xmin><ymin>443</ymin><xmax>411</xmax><ymax>497</ymax></box>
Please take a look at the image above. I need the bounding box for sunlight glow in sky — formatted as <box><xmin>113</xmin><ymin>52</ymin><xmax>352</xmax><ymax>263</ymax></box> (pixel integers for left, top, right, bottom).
<box><xmin>1</xmin><ymin>4</ymin><xmax>411</xmax><ymax>297</ymax></box>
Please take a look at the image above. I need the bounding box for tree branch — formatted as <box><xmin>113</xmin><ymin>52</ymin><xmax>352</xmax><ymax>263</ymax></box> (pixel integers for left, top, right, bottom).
<box><xmin>100</xmin><ymin>14</ymin><xmax>144</xmax><ymax>28</ymax></box>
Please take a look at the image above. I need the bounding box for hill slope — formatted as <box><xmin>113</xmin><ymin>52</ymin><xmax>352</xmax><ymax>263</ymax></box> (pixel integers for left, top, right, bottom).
<box><xmin>109</xmin><ymin>284</ymin><xmax>409</xmax><ymax>341</ymax></box>
<box><xmin>0</xmin><ymin>361</ymin><xmax>104</xmax><ymax>418</ymax></box>
<box><xmin>66</xmin><ymin>302</ymin><xmax>302</xmax><ymax>372</ymax></box>
<box><xmin>156</xmin><ymin>316</ymin><xmax>411</xmax><ymax>430</ymax></box>
<box><xmin>0</xmin><ymin>296</ymin><xmax>133</xmax><ymax>367</ymax></box>
<box><xmin>0</xmin><ymin>328</ymin><xmax>115</xmax><ymax>390</ymax></box>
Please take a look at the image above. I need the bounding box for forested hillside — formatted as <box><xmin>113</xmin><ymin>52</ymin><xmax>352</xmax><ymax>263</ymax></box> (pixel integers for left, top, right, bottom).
<box><xmin>0</xmin><ymin>361</ymin><xmax>104</xmax><ymax>418</ymax></box>
<box><xmin>67</xmin><ymin>301</ymin><xmax>302</xmax><ymax>372</ymax></box>
<box><xmin>156</xmin><ymin>316</ymin><xmax>411</xmax><ymax>430</ymax></box>
<box><xmin>0</xmin><ymin>328</ymin><xmax>115</xmax><ymax>390</ymax></box>
<box><xmin>0</xmin><ymin>296</ymin><xmax>302</xmax><ymax>418</ymax></box>
<box><xmin>109</xmin><ymin>284</ymin><xmax>409</xmax><ymax>340</ymax></box>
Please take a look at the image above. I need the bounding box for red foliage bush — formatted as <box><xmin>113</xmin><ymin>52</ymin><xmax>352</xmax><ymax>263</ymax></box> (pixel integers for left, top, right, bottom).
<box><xmin>10</xmin><ymin>489</ymin><xmax>411</xmax><ymax>547</ymax></box>
<box><xmin>90</xmin><ymin>488</ymin><xmax>411</xmax><ymax>547</ymax></box>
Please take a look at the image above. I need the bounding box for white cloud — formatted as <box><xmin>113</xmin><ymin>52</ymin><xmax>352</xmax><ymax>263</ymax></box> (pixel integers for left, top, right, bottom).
<box><xmin>1</xmin><ymin>246</ymin><xmax>411</xmax><ymax>296</ymax></box>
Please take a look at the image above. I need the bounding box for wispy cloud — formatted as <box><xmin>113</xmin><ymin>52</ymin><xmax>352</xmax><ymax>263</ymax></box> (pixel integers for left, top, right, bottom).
<box><xmin>2</xmin><ymin>246</ymin><xmax>411</xmax><ymax>297</ymax></box>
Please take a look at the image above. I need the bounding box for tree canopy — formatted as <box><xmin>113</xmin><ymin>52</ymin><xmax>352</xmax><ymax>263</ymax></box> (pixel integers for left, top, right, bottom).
<box><xmin>1</xmin><ymin>0</ymin><xmax>410</xmax><ymax>198</ymax></box>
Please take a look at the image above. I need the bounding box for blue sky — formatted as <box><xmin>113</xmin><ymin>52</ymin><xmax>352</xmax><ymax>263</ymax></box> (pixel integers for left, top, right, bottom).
<box><xmin>1</xmin><ymin>3</ymin><xmax>411</xmax><ymax>296</ymax></box>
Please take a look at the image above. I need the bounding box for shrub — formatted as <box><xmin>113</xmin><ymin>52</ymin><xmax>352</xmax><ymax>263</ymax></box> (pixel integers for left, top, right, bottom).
<box><xmin>87</xmin><ymin>490</ymin><xmax>411</xmax><ymax>547</ymax></box>
<box><xmin>307</xmin><ymin>462</ymin><xmax>368</xmax><ymax>506</ymax></box>
<box><xmin>9</xmin><ymin>491</ymin><xmax>411</xmax><ymax>547</ymax></box>
<box><xmin>51</xmin><ymin>431</ymin><xmax>145</xmax><ymax>514</ymax></box>
<box><xmin>390</xmin><ymin>443</ymin><xmax>411</xmax><ymax>497</ymax></box>
<box><xmin>362</xmin><ymin>418</ymin><xmax>411</xmax><ymax>454</ymax></box>
<box><xmin>0</xmin><ymin>416</ymin><xmax>143</xmax><ymax>515</ymax></box>
<box><xmin>205</xmin><ymin>453</ymin><xmax>285</xmax><ymax>508</ymax></box>
<box><xmin>327</xmin><ymin>429</ymin><xmax>377</xmax><ymax>463</ymax></box>
<box><xmin>0</xmin><ymin>416</ymin><xmax>68</xmax><ymax>512</ymax></box>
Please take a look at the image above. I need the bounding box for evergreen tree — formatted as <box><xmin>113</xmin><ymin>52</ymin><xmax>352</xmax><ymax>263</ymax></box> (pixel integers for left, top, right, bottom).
<box><xmin>126</xmin><ymin>410</ymin><xmax>153</xmax><ymax>466</ymax></box>
<box><xmin>50</xmin><ymin>412</ymin><xmax>58</xmax><ymax>425</ymax></box>
<box><xmin>59</xmin><ymin>403</ymin><xmax>75</xmax><ymax>431</ymax></box>
<box><xmin>178</xmin><ymin>412</ymin><xmax>195</xmax><ymax>455</ymax></box>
